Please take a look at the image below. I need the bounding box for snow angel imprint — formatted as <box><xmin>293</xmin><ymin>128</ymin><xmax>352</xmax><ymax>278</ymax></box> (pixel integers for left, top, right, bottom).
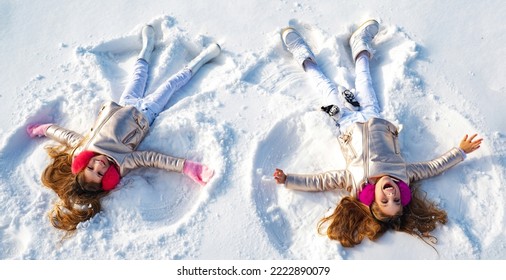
<box><xmin>27</xmin><ymin>25</ymin><xmax>221</xmax><ymax>232</ymax></box>
<box><xmin>272</xmin><ymin>20</ymin><xmax>482</xmax><ymax>247</ymax></box>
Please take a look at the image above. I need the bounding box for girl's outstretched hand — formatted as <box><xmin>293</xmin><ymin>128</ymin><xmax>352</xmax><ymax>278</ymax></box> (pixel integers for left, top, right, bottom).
<box><xmin>459</xmin><ymin>134</ymin><xmax>483</xmax><ymax>154</ymax></box>
<box><xmin>273</xmin><ymin>168</ymin><xmax>287</xmax><ymax>184</ymax></box>
<box><xmin>26</xmin><ymin>123</ymin><xmax>53</xmax><ymax>138</ymax></box>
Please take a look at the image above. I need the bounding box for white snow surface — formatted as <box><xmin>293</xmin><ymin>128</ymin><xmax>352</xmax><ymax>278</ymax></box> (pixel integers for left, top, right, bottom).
<box><xmin>0</xmin><ymin>0</ymin><xmax>505</xmax><ymax>263</ymax></box>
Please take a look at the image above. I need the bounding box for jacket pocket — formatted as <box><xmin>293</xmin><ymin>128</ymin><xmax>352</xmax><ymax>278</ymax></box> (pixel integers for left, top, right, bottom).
<box><xmin>134</xmin><ymin>114</ymin><xmax>147</xmax><ymax>130</ymax></box>
<box><xmin>387</xmin><ymin>125</ymin><xmax>400</xmax><ymax>154</ymax></box>
<box><xmin>122</xmin><ymin>129</ymin><xmax>141</xmax><ymax>150</ymax></box>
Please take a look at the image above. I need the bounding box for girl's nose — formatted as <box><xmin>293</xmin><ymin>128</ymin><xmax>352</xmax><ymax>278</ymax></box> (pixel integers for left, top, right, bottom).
<box><xmin>93</xmin><ymin>160</ymin><xmax>104</xmax><ymax>170</ymax></box>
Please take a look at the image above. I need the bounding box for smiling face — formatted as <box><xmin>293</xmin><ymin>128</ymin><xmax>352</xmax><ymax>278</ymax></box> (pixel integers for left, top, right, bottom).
<box><xmin>374</xmin><ymin>176</ymin><xmax>402</xmax><ymax>216</ymax></box>
<box><xmin>82</xmin><ymin>154</ymin><xmax>110</xmax><ymax>185</ymax></box>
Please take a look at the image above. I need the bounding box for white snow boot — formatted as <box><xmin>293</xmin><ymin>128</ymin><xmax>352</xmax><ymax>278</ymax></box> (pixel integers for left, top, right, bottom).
<box><xmin>349</xmin><ymin>19</ymin><xmax>379</xmax><ymax>62</ymax></box>
<box><xmin>187</xmin><ymin>43</ymin><xmax>221</xmax><ymax>75</ymax></box>
<box><xmin>138</xmin><ymin>25</ymin><xmax>155</xmax><ymax>62</ymax></box>
<box><xmin>281</xmin><ymin>27</ymin><xmax>317</xmax><ymax>71</ymax></box>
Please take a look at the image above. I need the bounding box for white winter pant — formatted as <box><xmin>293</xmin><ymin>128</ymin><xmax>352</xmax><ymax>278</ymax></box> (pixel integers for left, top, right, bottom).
<box><xmin>119</xmin><ymin>59</ymin><xmax>192</xmax><ymax>125</ymax></box>
<box><xmin>304</xmin><ymin>54</ymin><xmax>381</xmax><ymax>132</ymax></box>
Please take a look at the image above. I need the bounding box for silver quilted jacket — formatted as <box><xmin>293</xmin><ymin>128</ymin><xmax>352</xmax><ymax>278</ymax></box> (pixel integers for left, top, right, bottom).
<box><xmin>45</xmin><ymin>101</ymin><xmax>185</xmax><ymax>176</ymax></box>
<box><xmin>285</xmin><ymin>118</ymin><xmax>464</xmax><ymax>196</ymax></box>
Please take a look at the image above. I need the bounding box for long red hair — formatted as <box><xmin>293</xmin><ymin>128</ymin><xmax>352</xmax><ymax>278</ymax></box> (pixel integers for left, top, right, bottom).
<box><xmin>41</xmin><ymin>145</ymin><xmax>107</xmax><ymax>232</ymax></box>
<box><xmin>318</xmin><ymin>184</ymin><xmax>447</xmax><ymax>247</ymax></box>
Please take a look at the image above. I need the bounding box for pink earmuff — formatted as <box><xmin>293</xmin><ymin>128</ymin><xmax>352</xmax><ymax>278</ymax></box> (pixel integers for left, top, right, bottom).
<box><xmin>358</xmin><ymin>180</ymin><xmax>412</xmax><ymax>206</ymax></box>
<box><xmin>71</xmin><ymin>150</ymin><xmax>96</xmax><ymax>174</ymax></box>
<box><xmin>101</xmin><ymin>165</ymin><xmax>120</xmax><ymax>191</ymax></box>
<box><xmin>398</xmin><ymin>181</ymin><xmax>412</xmax><ymax>206</ymax></box>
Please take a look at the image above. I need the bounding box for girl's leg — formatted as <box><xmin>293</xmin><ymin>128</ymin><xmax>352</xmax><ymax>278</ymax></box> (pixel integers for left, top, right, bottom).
<box><xmin>139</xmin><ymin>68</ymin><xmax>192</xmax><ymax>125</ymax></box>
<box><xmin>119</xmin><ymin>25</ymin><xmax>155</xmax><ymax>107</ymax></box>
<box><xmin>281</xmin><ymin>27</ymin><xmax>361</xmax><ymax>121</ymax></box>
<box><xmin>348</xmin><ymin>20</ymin><xmax>381</xmax><ymax>120</ymax></box>
<box><xmin>354</xmin><ymin>52</ymin><xmax>380</xmax><ymax>118</ymax></box>
<box><xmin>139</xmin><ymin>43</ymin><xmax>221</xmax><ymax>125</ymax></box>
<box><xmin>118</xmin><ymin>59</ymin><xmax>150</xmax><ymax>106</ymax></box>
<box><xmin>304</xmin><ymin>61</ymin><xmax>343</xmax><ymax>108</ymax></box>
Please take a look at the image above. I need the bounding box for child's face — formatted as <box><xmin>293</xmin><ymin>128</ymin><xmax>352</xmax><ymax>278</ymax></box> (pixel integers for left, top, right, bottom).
<box><xmin>83</xmin><ymin>154</ymin><xmax>111</xmax><ymax>185</ymax></box>
<box><xmin>374</xmin><ymin>176</ymin><xmax>402</xmax><ymax>216</ymax></box>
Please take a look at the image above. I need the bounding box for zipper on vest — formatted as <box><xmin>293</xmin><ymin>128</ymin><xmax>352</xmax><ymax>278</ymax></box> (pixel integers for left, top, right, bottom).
<box><xmin>387</xmin><ymin>125</ymin><xmax>400</xmax><ymax>154</ymax></box>
<box><xmin>363</xmin><ymin>121</ymin><xmax>370</xmax><ymax>184</ymax></box>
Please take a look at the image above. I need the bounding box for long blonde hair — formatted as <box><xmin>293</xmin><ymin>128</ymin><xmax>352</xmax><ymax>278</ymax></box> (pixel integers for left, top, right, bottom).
<box><xmin>318</xmin><ymin>184</ymin><xmax>447</xmax><ymax>247</ymax></box>
<box><xmin>42</xmin><ymin>145</ymin><xmax>107</xmax><ymax>231</ymax></box>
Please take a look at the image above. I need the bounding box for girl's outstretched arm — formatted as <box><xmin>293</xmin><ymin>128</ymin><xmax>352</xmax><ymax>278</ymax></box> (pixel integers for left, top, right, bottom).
<box><xmin>45</xmin><ymin>124</ymin><xmax>84</xmax><ymax>148</ymax></box>
<box><xmin>28</xmin><ymin>123</ymin><xmax>84</xmax><ymax>148</ymax></box>
<box><xmin>123</xmin><ymin>151</ymin><xmax>213</xmax><ymax>186</ymax></box>
<box><xmin>407</xmin><ymin>134</ymin><xmax>483</xmax><ymax>182</ymax></box>
<box><xmin>273</xmin><ymin>168</ymin><xmax>353</xmax><ymax>192</ymax></box>
<box><xmin>124</xmin><ymin>151</ymin><xmax>186</xmax><ymax>173</ymax></box>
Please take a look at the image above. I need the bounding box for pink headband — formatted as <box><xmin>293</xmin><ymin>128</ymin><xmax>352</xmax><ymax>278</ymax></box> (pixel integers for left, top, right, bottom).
<box><xmin>71</xmin><ymin>150</ymin><xmax>120</xmax><ymax>191</ymax></box>
<box><xmin>358</xmin><ymin>180</ymin><xmax>411</xmax><ymax>206</ymax></box>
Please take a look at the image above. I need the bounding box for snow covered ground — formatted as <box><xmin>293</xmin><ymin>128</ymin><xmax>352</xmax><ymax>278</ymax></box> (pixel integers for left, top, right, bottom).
<box><xmin>1</xmin><ymin>0</ymin><xmax>504</xmax><ymax>272</ymax></box>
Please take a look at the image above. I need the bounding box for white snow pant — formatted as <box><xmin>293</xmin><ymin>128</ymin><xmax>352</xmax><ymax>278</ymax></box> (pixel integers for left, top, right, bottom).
<box><xmin>119</xmin><ymin>59</ymin><xmax>192</xmax><ymax>125</ymax></box>
<box><xmin>304</xmin><ymin>54</ymin><xmax>381</xmax><ymax>132</ymax></box>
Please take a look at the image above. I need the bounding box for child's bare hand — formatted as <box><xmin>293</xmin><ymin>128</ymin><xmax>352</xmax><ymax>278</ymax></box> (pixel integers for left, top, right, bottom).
<box><xmin>273</xmin><ymin>168</ymin><xmax>287</xmax><ymax>184</ymax></box>
<box><xmin>459</xmin><ymin>134</ymin><xmax>483</xmax><ymax>154</ymax></box>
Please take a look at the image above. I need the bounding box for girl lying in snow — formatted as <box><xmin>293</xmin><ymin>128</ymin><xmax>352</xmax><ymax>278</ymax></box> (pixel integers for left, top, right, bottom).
<box><xmin>273</xmin><ymin>19</ymin><xmax>482</xmax><ymax>247</ymax></box>
<box><xmin>27</xmin><ymin>25</ymin><xmax>219</xmax><ymax>231</ymax></box>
